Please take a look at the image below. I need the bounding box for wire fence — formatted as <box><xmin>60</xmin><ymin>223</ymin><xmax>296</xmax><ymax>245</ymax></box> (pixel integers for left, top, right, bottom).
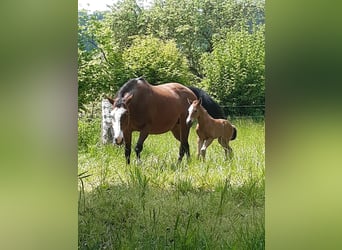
<box><xmin>78</xmin><ymin>103</ymin><xmax>265</xmax><ymax>121</ymax></box>
<box><xmin>221</xmin><ymin>105</ymin><xmax>265</xmax><ymax>119</ymax></box>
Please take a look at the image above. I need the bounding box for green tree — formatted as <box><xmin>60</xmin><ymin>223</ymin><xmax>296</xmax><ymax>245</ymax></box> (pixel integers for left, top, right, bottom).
<box><xmin>146</xmin><ymin>0</ymin><xmax>264</xmax><ymax>78</ymax></box>
<box><xmin>200</xmin><ymin>24</ymin><xmax>265</xmax><ymax>115</ymax></box>
<box><xmin>110</xmin><ymin>0</ymin><xmax>148</xmax><ymax>50</ymax></box>
<box><xmin>123</xmin><ymin>36</ymin><xmax>193</xmax><ymax>84</ymax></box>
<box><xmin>78</xmin><ymin>11</ymin><xmax>127</xmax><ymax>111</ymax></box>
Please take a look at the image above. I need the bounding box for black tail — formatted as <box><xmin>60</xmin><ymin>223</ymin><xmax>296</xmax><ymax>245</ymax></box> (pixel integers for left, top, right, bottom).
<box><xmin>231</xmin><ymin>126</ymin><xmax>237</xmax><ymax>140</ymax></box>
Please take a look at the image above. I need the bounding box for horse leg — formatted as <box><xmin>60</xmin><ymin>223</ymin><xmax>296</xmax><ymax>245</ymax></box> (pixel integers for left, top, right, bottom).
<box><xmin>179</xmin><ymin>140</ymin><xmax>190</xmax><ymax>162</ymax></box>
<box><xmin>135</xmin><ymin>131</ymin><xmax>149</xmax><ymax>163</ymax></box>
<box><xmin>171</xmin><ymin>124</ymin><xmax>186</xmax><ymax>162</ymax></box>
<box><xmin>124</xmin><ymin>132</ymin><xmax>132</xmax><ymax>164</ymax></box>
<box><xmin>200</xmin><ymin>138</ymin><xmax>214</xmax><ymax>160</ymax></box>
<box><xmin>197</xmin><ymin>137</ymin><xmax>204</xmax><ymax>159</ymax></box>
<box><xmin>177</xmin><ymin>118</ymin><xmax>191</xmax><ymax>163</ymax></box>
<box><xmin>218</xmin><ymin>137</ymin><xmax>232</xmax><ymax>160</ymax></box>
<box><xmin>227</xmin><ymin>145</ymin><xmax>233</xmax><ymax>159</ymax></box>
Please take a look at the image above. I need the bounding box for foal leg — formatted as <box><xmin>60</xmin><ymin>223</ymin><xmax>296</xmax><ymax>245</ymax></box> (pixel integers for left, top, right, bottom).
<box><xmin>197</xmin><ymin>137</ymin><xmax>204</xmax><ymax>159</ymax></box>
<box><xmin>135</xmin><ymin>130</ymin><xmax>149</xmax><ymax>163</ymax></box>
<box><xmin>218</xmin><ymin>137</ymin><xmax>232</xmax><ymax>160</ymax></box>
<box><xmin>200</xmin><ymin>138</ymin><xmax>214</xmax><ymax>160</ymax></box>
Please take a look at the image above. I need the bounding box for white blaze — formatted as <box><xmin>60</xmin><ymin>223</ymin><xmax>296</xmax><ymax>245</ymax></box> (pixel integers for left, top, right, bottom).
<box><xmin>186</xmin><ymin>105</ymin><xmax>194</xmax><ymax>124</ymax></box>
<box><xmin>111</xmin><ymin>107</ymin><xmax>126</xmax><ymax>143</ymax></box>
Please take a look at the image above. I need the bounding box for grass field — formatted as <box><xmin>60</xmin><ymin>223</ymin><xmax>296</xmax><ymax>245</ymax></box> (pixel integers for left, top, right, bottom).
<box><xmin>78</xmin><ymin>118</ymin><xmax>265</xmax><ymax>249</ymax></box>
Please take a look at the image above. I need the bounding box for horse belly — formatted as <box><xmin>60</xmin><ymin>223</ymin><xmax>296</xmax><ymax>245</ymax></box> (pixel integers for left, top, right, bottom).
<box><xmin>148</xmin><ymin>84</ymin><xmax>194</xmax><ymax>134</ymax></box>
<box><xmin>196</xmin><ymin>125</ymin><xmax>211</xmax><ymax>140</ymax></box>
<box><xmin>196</xmin><ymin>123</ymin><xmax>223</xmax><ymax>139</ymax></box>
<box><xmin>149</xmin><ymin>117</ymin><xmax>178</xmax><ymax>134</ymax></box>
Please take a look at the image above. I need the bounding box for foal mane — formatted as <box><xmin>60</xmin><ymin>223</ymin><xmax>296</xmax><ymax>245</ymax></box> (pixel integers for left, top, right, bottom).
<box><xmin>197</xmin><ymin>100</ymin><xmax>211</xmax><ymax>118</ymax></box>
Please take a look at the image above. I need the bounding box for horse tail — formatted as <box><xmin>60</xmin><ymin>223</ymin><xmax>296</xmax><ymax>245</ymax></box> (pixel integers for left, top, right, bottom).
<box><xmin>230</xmin><ymin>125</ymin><xmax>237</xmax><ymax>140</ymax></box>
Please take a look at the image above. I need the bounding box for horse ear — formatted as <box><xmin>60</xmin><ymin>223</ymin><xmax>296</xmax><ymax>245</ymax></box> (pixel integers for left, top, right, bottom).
<box><xmin>124</xmin><ymin>93</ymin><xmax>134</xmax><ymax>105</ymax></box>
<box><xmin>187</xmin><ymin>98</ymin><xmax>193</xmax><ymax>105</ymax></box>
<box><xmin>106</xmin><ymin>96</ymin><xmax>115</xmax><ymax>105</ymax></box>
<box><xmin>198</xmin><ymin>97</ymin><xmax>202</xmax><ymax>105</ymax></box>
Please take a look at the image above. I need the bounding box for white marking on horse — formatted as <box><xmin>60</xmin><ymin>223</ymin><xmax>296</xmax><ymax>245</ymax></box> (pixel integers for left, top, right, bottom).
<box><xmin>186</xmin><ymin>105</ymin><xmax>194</xmax><ymax>124</ymax></box>
<box><xmin>111</xmin><ymin>107</ymin><xmax>127</xmax><ymax>144</ymax></box>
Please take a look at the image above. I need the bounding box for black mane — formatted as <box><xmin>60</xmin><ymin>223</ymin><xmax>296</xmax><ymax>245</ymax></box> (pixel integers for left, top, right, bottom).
<box><xmin>114</xmin><ymin>77</ymin><xmax>148</xmax><ymax>107</ymax></box>
<box><xmin>188</xmin><ymin>86</ymin><xmax>225</xmax><ymax>119</ymax></box>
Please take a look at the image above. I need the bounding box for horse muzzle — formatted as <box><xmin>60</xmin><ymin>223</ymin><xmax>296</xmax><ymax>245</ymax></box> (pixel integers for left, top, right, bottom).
<box><xmin>114</xmin><ymin>137</ymin><xmax>124</xmax><ymax>145</ymax></box>
<box><xmin>113</xmin><ymin>131</ymin><xmax>124</xmax><ymax>145</ymax></box>
<box><xmin>186</xmin><ymin>118</ymin><xmax>193</xmax><ymax>127</ymax></box>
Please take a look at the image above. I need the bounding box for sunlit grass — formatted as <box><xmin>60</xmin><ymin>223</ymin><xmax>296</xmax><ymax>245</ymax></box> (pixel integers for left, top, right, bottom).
<box><xmin>78</xmin><ymin>118</ymin><xmax>264</xmax><ymax>249</ymax></box>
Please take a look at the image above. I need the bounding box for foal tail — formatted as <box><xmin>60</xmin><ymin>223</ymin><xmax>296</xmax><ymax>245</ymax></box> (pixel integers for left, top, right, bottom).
<box><xmin>230</xmin><ymin>125</ymin><xmax>237</xmax><ymax>141</ymax></box>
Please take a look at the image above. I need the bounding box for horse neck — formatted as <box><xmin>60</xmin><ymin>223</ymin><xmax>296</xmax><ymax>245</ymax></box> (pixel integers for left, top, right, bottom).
<box><xmin>197</xmin><ymin>106</ymin><xmax>214</xmax><ymax>127</ymax></box>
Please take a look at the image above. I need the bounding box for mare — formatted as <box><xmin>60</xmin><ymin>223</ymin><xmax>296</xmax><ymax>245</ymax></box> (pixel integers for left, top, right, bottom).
<box><xmin>107</xmin><ymin>77</ymin><xmax>197</xmax><ymax>164</ymax></box>
<box><xmin>186</xmin><ymin>98</ymin><xmax>237</xmax><ymax>160</ymax></box>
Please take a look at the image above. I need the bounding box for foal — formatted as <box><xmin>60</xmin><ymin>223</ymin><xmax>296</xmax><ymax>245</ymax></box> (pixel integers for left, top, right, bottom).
<box><xmin>186</xmin><ymin>98</ymin><xmax>237</xmax><ymax>160</ymax></box>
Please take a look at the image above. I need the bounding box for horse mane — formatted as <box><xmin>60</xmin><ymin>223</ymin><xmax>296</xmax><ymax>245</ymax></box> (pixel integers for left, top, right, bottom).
<box><xmin>114</xmin><ymin>77</ymin><xmax>148</xmax><ymax>107</ymax></box>
<box><xmin>188</xmin><ymin>86</ymin><xmax>225</xmax><ymax>119</ymax></box>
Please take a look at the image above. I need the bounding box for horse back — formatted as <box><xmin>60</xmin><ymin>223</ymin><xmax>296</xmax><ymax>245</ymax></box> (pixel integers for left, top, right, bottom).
<box><xmin>153</xmin><ymin>83</ymin><xmax>196</xmax><ymax>110</ymax></box>
<box><xmin>129</xmin><ymin>82</ymin><xmax>195</xmax><ymax>134</ymax></box>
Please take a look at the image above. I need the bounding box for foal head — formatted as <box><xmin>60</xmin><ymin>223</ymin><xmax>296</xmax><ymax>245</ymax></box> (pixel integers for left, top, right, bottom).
<box><xmin>110</xmin><ymin>94</ymin><xmax>133</xmax><ymax>145</ymax></box>
<box><xmin>186</xmin><ymin>98</ymin><xmax>202</xmax><ymax>126</ymax></box>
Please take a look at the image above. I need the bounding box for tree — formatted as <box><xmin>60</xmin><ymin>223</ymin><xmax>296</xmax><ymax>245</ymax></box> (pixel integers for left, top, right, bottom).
<box><xmin>200</xmin><ymin>24</ymin><xmax>265</xmax><ymax>115</ymax></box>
<box><xmin>78</xmin><ymin>11</ymin><xmax>127</xmax><ymax>111</ymax></box>
<box><xmin>122</xmin><ymin>36</ymin><xmax>193</xmax><ymax>84</ymax></box>
<box><xmin>109</xmin><ymin>0</ymin><xmax>148</xmax><ymax>50</ymax></box>
<box><xmin>146</xmin><ymin>0</ymin><xmax>264</xmax><ymax>79</ymax></box>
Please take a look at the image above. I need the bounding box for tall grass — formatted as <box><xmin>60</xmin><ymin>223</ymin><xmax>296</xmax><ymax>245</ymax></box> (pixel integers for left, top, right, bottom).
<box><xmin>78</xmin><ymin>118</ymin><xmax>264</xmax><ymax>249</ymax></box>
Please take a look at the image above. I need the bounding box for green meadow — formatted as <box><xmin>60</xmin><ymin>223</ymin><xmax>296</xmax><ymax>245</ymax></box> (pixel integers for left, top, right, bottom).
<box><xmin>78</xmin><ymin>118</ymin><xmax>264</xmax><ymax>249</ymax></box>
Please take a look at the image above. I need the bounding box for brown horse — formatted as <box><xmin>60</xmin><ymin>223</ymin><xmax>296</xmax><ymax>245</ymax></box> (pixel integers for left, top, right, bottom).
<box><xmin>186</xmin><ymin>98</ymin><xmax>237</xmax><ymax>160</ymax></box>
<box><xmin>107</xmin><ymin>77</ymin><xmax>197</xmax><ymax>164</ymax></box>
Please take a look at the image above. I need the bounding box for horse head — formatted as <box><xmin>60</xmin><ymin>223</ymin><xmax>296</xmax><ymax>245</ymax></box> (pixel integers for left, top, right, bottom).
<box><xmin>110</xmin><ymin>93</ymin><xmax>133</xmax><ymax>145</ymax></box>
<box><xmin>186</xmin><ymin>98</ymin><xmax>202</xmax><ymax>126</ymax></box>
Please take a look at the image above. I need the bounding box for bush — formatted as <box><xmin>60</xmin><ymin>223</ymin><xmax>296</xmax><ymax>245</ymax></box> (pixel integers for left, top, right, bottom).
<box><xmin>200</xmin><ymin>25</ymin><xmax>265</xmax><ymax>115</ymax></box>
<box><xmin>78</xmin><ymin>12</ymin><xmax>128</xmax><ymax>111</ymax></box>
<box><xmin>78</xmin><ymin>118</ymin><xmax>101</xmax><ymax>151</ymax></box>
<box><xmin>123</xmin><ymin>36</ymin><xmax>194</xmax><ymax>84</ymax></box>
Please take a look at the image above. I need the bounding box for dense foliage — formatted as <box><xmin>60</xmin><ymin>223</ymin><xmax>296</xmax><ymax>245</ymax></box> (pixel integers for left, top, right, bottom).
<box><xmin>123</xmin><ymin>36</ymin><xmax>193</xmax><ymax>84</ymax></box>
<box><xmin>78</xmin><ymin>0</ymin><xmax>265</xmax><ymax>115</ymax></box>
<box><xmin>201</xmin><ymin>26</ymin><xmax>265</xmax><ymax>115</ymax></box>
